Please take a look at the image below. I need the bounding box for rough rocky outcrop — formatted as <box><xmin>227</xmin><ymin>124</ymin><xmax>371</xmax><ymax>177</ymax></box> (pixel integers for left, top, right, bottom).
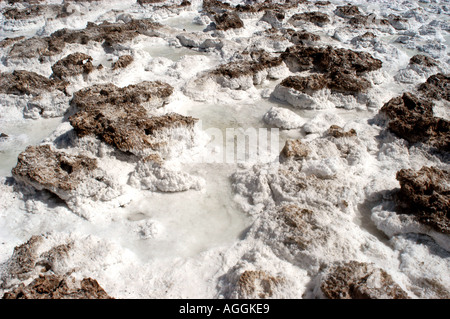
<box><xmin>320</xmin><ymin>261</ymin><xmax>409</xmax><ymax>299</ymax></box>
<box><xmin>112</xmin><ymin>55</ymin><xmax>134</xmax><ymax>70</ymax></box>
<box><xmin>418</xmin><ymin>73</ymin><xmax>450</xmax><ymax>101</ymax></box>
<box><xmin>3</xmin><ymin>275</ymin><xmax>112</xmax><ymax>299</ymax></box>
<box><xmin>0</xmin><ymin>70</ymin><xmax>68</xmax><ymax>96</ymax></box>
<box><xmin>395</xmin><ymin>166</ymin><xmax>449</xmax><ymax>234</ymax></box>
<box><xmin>380</xmin><ymin>92</ymin><xmax>449</xmax><ymax>151</ymax></box>
<box><xmin>51</xmin><ymin>52</ymin><xmax>94</xmax><ymax>79</ymax></box>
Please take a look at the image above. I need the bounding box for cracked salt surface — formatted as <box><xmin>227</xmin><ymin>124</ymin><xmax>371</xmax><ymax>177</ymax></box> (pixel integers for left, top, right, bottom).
<box><xmin>0</xmin><ymin>0</ymin><xmax>449</xmax><ymax>299</ymax></box>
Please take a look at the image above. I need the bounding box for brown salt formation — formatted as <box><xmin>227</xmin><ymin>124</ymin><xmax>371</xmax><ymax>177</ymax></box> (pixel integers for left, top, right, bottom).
<box><xmin>237</xmin><ymin>270</ymin><xmax>283</xmax><ymax>299</ymax></box>
<box><xmin>0</xmin><ymin>234</ymin><xmax>72</xmax><ymax>287</ymax></box>
<box><xmin>334</xmin><ymin>5</ymin><xmax>361</xmax><ymax>18</ymax></box>
<box><xmin>281</xmin><ymin>45</ymin><xmax>382</xmax><ymax>74</ymax></box>
<box><xmin>112</xmin><ymin>55</ymin><xmax>134</xmax><ymax>70</ymax></box>
<box><xmin>280</xmin><ymin>74</ymin><xmax>328</xmax><ymax>93</ymax></box>
<box><xmin>213</xmin><ymin>11</ymin><xmax>244</xmax><ymax>30</ymax></box>
<box><xmin>279</xmin><ymin>70</ymin><xmax>370</xmax><ymax>96</ymax></box>
<box><xmin>12</xmin><ymin>144</ymin><xmax>98</xmax><ymax>192</ymax></box>
<box><xmin>69</xmin><ymin>82</ymin><xmax>194</xmax><ymax>155</ymax></box>
<box><xmin>212</xmin><ymin>50</ymin><xmax>282</xmax><ymax>79</ymax></box>
<box><xmin>0</xmin><ymin>36</ymin><xmax>25</xmax><ymax>48</ymax></box>
<box><xmin>71</xmin><ymin>81</ymin><xmax>173</xmax><ymax>111</ymax></box>
<box><xmin>8</xmin><ymin>19</ymin><xmax>163</xmax><ymax>59</ymax></box>
<box><xmin>326</xmin><ymin>69</ymin><xmax>371</xmax><ymax>94</ymax></box>
<box><xmin>70</xmin><ymin>110</ymin><xmax>197</xmax><ymax>154</ymax></box>
<box><xmin>0</xmin><ymin>70</ymin><xmax>68</xmax><ymax>96</ymax></box>
<box><xmin>320</xmin><ymin>261</ymin><xmax>409</xmax><ymax>299</ymax></box>
<box><xmin>380</xmin><ymin>92</ymin><xmax>449</xmax><ymax>151</ymax></box>
<box><xmin>51</xmin><ymin>52</ymin><xmax>94</xmax><ymax>79</ymax></box>
<box><xmin>327</xmin><ymin>125</ymin><xmax>357</xmax><ymax>138</ymax></box>
<box><xmin>288</xmin><ymin>12</ymin><xmax>330</xmax><ymax>27</ymax></box>
<box><xmin>409</xmin><ymin>54</ymin><xmax>439</xmax><ymax>68</ymax></box>
<box><xmin>287</xmin><ymin>30</ymin><xmax>321</xmax><ymax>44</ymax></box>
<box><xmin>281</xmin><ymin>139</ymin><xmax>310</xmax><ymax>160</ymax></box>
<box><xmin>418</xmin><ymin>73</ymin><xmax>450</xmax><ymax>101</ymax></box>
<box><xmin>3</xmin><ymin>275</ymin><xmax>112</xmax><ymax>299</ymax></box>
<box><xmin>395</xmin><ymin>166</ymin><xmax>450</xmax><ymax>234</ymax></box>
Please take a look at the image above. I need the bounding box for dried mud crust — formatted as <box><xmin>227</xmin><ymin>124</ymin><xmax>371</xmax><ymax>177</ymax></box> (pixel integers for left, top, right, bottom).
<box><xmin>320</xmin><ymin>261</ymin><xmax>409</xmax><ymax>299</ymax></box>
<box><xmin>380</xmin><ymin>92</ymin><xmax>449</xmax><ymax>151</ymax></box>
<box><xmin>11</xmin><ymin>144</ymin><xmax>98</xmax><ymax>192</ymax></box>
<box><xmin>0</xmin><ymin>70</ymin><xmax>68</xmax><ymax>96</ymax></box>
<box><xmin>395</xmin><ymin>166</ymin><xmax>450</xmax><ymax>234</ymax></box>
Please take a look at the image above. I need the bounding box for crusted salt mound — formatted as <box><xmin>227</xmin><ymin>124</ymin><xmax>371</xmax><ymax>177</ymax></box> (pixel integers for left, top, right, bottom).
<box><xmin>51</xmin><ymin>52</ymin><xmax>94</xmax><ymax>80</ymax></box>
<box><xmin>0</xmin><ymin>70</ymin><xmax>68</xmax><ymax>96</ymax></box>
<box><xmin>211</xmin><ymin>11</ymin><xmax>244</xmax><ymax>31</ymax></box>
<box><xmin>319</xmin><ymin>261</ymin><xmax>409</xmax><ymax>299</ymax></box>
<box><xmin>70</xmin><ymin>108</ymin><xmax>197</xmax><ymax>157</ymax></box>
<box><xmin>394</xmin><ymin>55</ymin><xmax>443</xmax><ymax>84</ymax></box>
<box><xmin>210</xmin><ymin>50</ymin><xmax>287</xmax><ymax>90</ymax></box>
<box><xmin>11</xmin><ymin>144</ymin><xmax>122</xmax><ymax>217</ymax></box>
<box><xmin>0</xmin><ymin>233</ymin><xmax>124</xmax><ymax>298</ymax></box>
<box><xmin>280</xmin><ymin>45</ymin><xmax>382</xmax><ymax>74</ymax></box>
<box><xmin>274</xmin><ymin>45</ymin><xmax>381</xmax><ymax>108</ymax></box>
<box><xmin>7</xmin><ymin>19</ymin><xmax>164</xmax><ymax>59</ymax></box>
<box><xmin>379</xmin><ymin>92</ymin><xmax>449</xmax><ymax>152</ymax></box>
<box><xmin>334</xmin><ymin>5</ymin><xmax>361</xmax><ymax>19</ymax></box>
<box><xmin>112</xmin><ymin>55</ymin><xmax>134</xmax><ymax>70</ymax></box>
<box><xmin>288</xmin><ymin>12</ymin><xmax>330</xmax><ymax>27</ymax></box>
<box><xmin>128</xmin><ymin>155</ymin><xmax>205</xmax><ymax>192</ymax></box>
<box><xmin>395</xmin><ymin>166</ymin><xmax>449</xmax><ymax>234</ymax></box>
<box><xmin>0</xmin><ymin>70</ymin><xmax>70</xmax><ymax>118</ymax></box>
<box><xmin>262</xmin><ymin>106</ymin><xmax>305</xmax><ymax>129</ymax></box>
<box><xmin>3</xmin><ymin>275</ymin><xmax>112</xmax><ymax>299</ymax></box>
<box><xmin>418</xmin><ymin>73</ymin><xmax>450</xmax><ymax>102</ymax></box>
<box><xmin>70</xmin><ymin>81</ymin><xmax>173</xmax><ymax>112</ymax></box>
<box><xmin>232</xmin><ymin>270</ymin><xmax>284</xmax><ymax>299</ymax></box>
